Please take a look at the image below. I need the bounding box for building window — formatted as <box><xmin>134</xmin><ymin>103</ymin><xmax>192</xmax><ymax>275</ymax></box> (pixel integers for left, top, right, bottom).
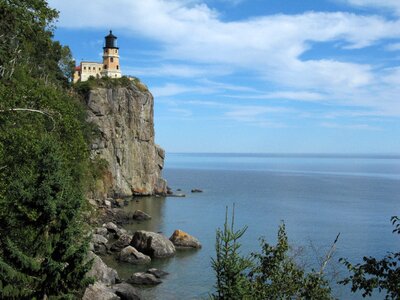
<box><xmin>84</xmin><ymin>66</ymin><xmax>86</xmax><ymax>70</ymax></box>
<box><xmin>104</xmin><ymin>65</ymin><xmax>107</xmax><ymax>69</ymax></box>
<box><xmin>115</xmin><ymin>49</ymin><xmax>118</xmax><ymax>54</ymax></box>
<box><xmin>99</xmin><ymin>67</ymin><xmax>101</xmax><ymax>71</ymax></box>
<box><xmin>110</xmin><ymin>57</ymin><xmax>114</xmax><ymax>63</ymax></box>
<box><xmin>116</xmin><ymin>65</ymin><xmax>119</xmax><ymax>70</ymax></box>
<box><xmin>88</xmin><ymin>66</ymin><xmax>91</xmax><ymax>70</ymax></box>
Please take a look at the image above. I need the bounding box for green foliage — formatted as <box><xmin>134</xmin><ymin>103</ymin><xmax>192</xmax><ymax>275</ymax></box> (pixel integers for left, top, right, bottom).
<box><xmin>0</xmin><ymin>0</ymin><xmax>93</xmax><ymax>298</ymax></box>
<box><xmin>249</xmin><ymin>223</ymin><xmax>333</xmax><ymax>299</ymax></box>
<box><xmin>339</xmin><ymin>216</ymin><xmax>400</xmax><ymax>299</ymax></box>
<box><xmin>73</xmin><ymin>76</ymin><xmax>146</xmax><ymax>98</ymax></box>
<box><xmin>211</xmin><ymin>209</ymin><xmax>334</xmax><ymax>300</ymax></box>
<box><xmin>211</xmin><ymin>207</ymin><xmax>252</xmax><ymax>300</ymax></box>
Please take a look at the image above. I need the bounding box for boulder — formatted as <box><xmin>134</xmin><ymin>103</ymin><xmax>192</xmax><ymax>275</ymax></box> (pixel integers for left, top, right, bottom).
<box><xmin>111</xmin><ymin>233</ymin><xmax>133</xmax><ymax>252</ymax></box>
<box><xmin>92</xmin><ymin>233</ymin><xmax>109</xmax><ymax>254</ymax></box>
<box><xmin>191</xmin><ymin>188</ymin><xmax>203</xmax><ymax>193</ymax></box>
<box><xmin>130</xmin><ymin>230</ymin><xmax>176</xmax><ymax>258</ymax></box>
<box><xmin>169</xmin><ymin>229</ymin><xmax>202</xmax><ymax>249</ymax></box>
<box><xmin>83</xmin><ymin>282</ymin><xmax>119</xmax><ymax>300</ymax></box>
<box><xmin>114</xmin><ymin>198</ymin><xmax>126</xmax><ymax>208</ymax></box>
<box><xmin>127</xmin><ymin>272</ymin><xmax>162</xmax><ymax>285</ymax></box>
<box><xmin>112</xmin><ymin>283</ymin><xmax>141</xmax><ymax>300</ymax></box>
<box><xmin>132</xmin><ymin>210</ymin><xmax>151</xmax><ymax>221</ymax></box>
<box><xmin>95</xmin><ymin>227</ymin><xmax>109</xmax><ymax>237</ymax></box>
<box><xmin>119</xmin><ymin>246</ymin><xmax>151</xmax><ymax>264</ymax></box>
<box><xmin>87</xmin><ymin>251</ymin><xmax>119</xmax><ymax>284</ymax></box>
<box><xmin>146</xmin><ymin>268</ymin><xmax>169</xmax><ymax>278</ymax></box>
<box><xmin>104</xmin><ymin>222</ymin><xmax>119</xmax><ymax>233</ymax></box>
<box><xmin>167</xmin><ymin>193</ymin><xmax>186</xmax><ymax>197</ymax></box>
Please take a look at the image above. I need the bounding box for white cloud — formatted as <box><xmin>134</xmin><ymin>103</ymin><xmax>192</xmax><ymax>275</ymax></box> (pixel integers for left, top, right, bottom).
<box><xmin>342</xmin><ymin>0</ymin><xmax>400</xmax><ymax>15</ymax></box>
<box><xmin>49</xmin><ymin>0</ymin><xmax>400</xmax><ymax>116</ymax></box>
<box><xmin>321</xmin><ymin>122</ymin><xmax>380</xmax><ymax>130</ymax></box>
<box><xmin>386</xmin><ymin>43</ymin><xmax>400</xmax><ymax>51</ymax></box>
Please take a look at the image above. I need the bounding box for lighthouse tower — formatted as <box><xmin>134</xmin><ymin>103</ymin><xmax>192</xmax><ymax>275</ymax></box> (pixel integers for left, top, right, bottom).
<box><xmin>101</xmin><ymin>30</ymin><xmax>121</xmax><ymax>78</ymax></box>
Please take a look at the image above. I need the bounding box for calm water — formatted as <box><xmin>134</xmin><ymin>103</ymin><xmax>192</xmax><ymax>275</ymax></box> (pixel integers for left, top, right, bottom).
<box><xmin>105</xmin><ymin>153</ymin><xmax>400</xmax><ymax>299</ymax></box>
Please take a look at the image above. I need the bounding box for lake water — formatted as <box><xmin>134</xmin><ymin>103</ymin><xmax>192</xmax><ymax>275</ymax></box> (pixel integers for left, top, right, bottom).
<box><xmin>105</xmin><ymin>153</ymin><xmax>400</xmax><ymax>299</ymax></box>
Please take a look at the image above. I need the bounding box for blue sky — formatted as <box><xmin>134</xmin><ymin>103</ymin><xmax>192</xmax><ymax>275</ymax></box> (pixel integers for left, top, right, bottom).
<box><xmin>49</xmin><ymin>0</ymin><xmax>400</xmax><ymax>153</ymax></box>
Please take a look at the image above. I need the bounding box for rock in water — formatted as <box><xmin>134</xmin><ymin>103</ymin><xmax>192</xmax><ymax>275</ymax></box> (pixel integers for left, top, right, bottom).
<box><xmin>130</xmin><ymin>230</ymin><xmax>176</xmax><ymax>258</ymax></box>
<box><xmin>169</xmin><ymin>229</ymin><xmax>202</xmax><ymax>249</ymax></box>
<box><xmin>111</xmin><ymin>233</ymin><xmax>133</xmax><ymax>252</ymax></box>
<box><xmin>91</xmin><ymin>234</ymin><xmax>109</xmax><ymax>255</ymax></box>
<box><xmin>191</xmin><ymin>188</ymin><xmax>203</xmax><ymax>193</ymax></box>
<box><xmin>132</xmin><ymin>210</ymin><xmax>151</xmax><ymax>221</ymax></box>
<box><xmin>118</xmin><ymin>246</ymin><xmax>151</xmax><ymax>264</ymax></box>
<box><xmin>86</xmin><ymin>251</ymin><xmax>119</xmax><ymax>285</ymax></box>
<box><xmin>86</xmin><ymin>85</ymin><xmax>167</xmax><ymax>198</ymax></box>
<box><xmin>146</xmin><ymin>268</ymin><xmax>169</xmax><ymax>278</ymax></box>
<box><xmin>83</xmin><ymin>282</ymin><xmax>119</xmax><ymax>300</ymax></box>
<box><xmin>112</xmin><ymin>283</ymin><xmax>141</xmax><ymax>300</ymax></box>
<box><xmin>127</xmin><ymin>272</ymin><xmax>162</xmax><ymax>285</ymax></box>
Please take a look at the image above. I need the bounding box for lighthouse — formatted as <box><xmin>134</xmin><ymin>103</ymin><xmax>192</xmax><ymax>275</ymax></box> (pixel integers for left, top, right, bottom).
<box><xmin>101</xmin><ymin>30</ymin><xmax>122</xmax><ymax>79</ymax></box>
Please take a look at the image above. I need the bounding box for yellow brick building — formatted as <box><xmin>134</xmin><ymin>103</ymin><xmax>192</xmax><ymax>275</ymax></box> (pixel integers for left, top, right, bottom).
<box><xmin>74</xmin><ymin>31</ymin><xmax>122</xmax><ymax>83</ymax></box>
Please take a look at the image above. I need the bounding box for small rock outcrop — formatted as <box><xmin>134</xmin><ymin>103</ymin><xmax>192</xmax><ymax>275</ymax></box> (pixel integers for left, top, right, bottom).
<box><xmin>91</xmin><ymin>234</ymin><xmax>109</xmax><ymax>255</ymax></box>
<box><xmin>118</xmin><ymin>246</ymin><xmax>151</xmax><ymax>264</ymax></box>
<box><xmin>132</xmin><ymin>210</ymin><xmax>151</xmax><ymax>221</ymax></box>
<box><xmin>169</xmin><ymin>229</ymin><xmax>202</xmax><ymax>249</ymax></box>
<box><xmin>146</xmin><ymin>268</ymin><xmax>169</xmax><ymax>278</ymax></box>
<box><xmin>130</xmin><ymin>230</ymin><xmax>176</xmax><ymax>258</ymax></box>
<box><xmin>112</xmin><ymin>283</ymin><xmax>141</xmax><ymax>300</ymax></box>
<box><xmin>83</xmin><ymin>282</ymin><xmax>119</xmax><ymax>300</ymax></box>
<box><xmin>111</xmin><ymin>233</ymin><xmax>132</xmax><ymax>252</ymax></box>
<box><xmin>127</xmin><ymin>272</ymin><xmax>162</xmax><ymax>285</ymax></box>
<box><xmin>86</xmin><ymin>84</ymin><xmax>167</xmax><ymax>198</ymax></box>
<box><xmin>87</xmin><ymin>251</ymin><xmax>119</xmax><ymax>285</ymax></box>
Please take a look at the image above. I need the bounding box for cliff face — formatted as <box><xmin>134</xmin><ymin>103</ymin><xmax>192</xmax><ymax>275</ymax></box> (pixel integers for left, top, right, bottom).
<box><xmin>86</xmin><ymin>84</ymin><xmax>167</xmax><ymax>198</ymax></box>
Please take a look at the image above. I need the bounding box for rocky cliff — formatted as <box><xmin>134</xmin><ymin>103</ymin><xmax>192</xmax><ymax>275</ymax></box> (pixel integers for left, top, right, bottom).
<box><xmin>85</xmin><ymin>83</ymin><xmax>167</xmax><ymax>198</ymax></box>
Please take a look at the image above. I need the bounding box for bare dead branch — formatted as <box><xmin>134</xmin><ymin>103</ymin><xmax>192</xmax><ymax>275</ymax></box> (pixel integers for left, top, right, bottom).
<box><xmin>0</xmin><ymin>108</ymin><xmax>57</xmax><ymax>131</ymax></box>
<box><xmin>319</xmin><ymin>232</ymin><xmax>340</xmax><ymax>275</ymax></box>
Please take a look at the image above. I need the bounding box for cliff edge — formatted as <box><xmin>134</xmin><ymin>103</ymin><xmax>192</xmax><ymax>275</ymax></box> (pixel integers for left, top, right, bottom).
<box><xmin>86</xmin><ymin>82</ymin><xmax>167</xmax><ymax>198</ymax></box>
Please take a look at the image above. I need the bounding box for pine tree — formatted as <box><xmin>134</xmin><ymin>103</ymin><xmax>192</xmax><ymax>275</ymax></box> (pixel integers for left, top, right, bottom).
<box><xmin>0</xmin><ymin>0</ymin><xmax>93</xmax><ymax>298</ymax></box>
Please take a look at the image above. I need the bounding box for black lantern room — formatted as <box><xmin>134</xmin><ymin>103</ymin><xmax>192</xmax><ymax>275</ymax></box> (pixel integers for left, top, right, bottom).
<box><xmin>104</xmin><ymin>30</ymin><xmax>118</xmax><ymax>49</ymax></box>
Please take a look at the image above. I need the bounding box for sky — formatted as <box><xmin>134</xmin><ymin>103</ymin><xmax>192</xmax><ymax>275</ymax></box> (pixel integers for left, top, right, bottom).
<box><xmin>48</xmin><ymin>0</ymin><xmax>400</xmax><ymax>153</ymax></box>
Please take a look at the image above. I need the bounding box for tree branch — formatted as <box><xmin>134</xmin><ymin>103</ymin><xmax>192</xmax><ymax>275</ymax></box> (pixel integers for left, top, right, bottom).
<box><xmin>0</xmin><ymin>108</ymin><xmax>56</xmax><ymax>131</ymax></box>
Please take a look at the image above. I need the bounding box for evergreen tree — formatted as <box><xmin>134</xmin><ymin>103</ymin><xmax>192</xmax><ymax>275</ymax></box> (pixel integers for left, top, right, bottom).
<box><xmin>0</xmin><ymin>0</ymin><xmax>93</xmax><ymax>298</ymax></box>
<box><xmin>211</xmin><ymin>209</ymin><xmax>334</xmax><ymax>300</ymax></box>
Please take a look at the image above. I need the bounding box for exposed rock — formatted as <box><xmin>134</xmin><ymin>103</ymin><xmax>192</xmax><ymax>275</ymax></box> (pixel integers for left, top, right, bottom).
<box><xmin>127</xmin><ymin>272</ymin><xmax>162</xmax><ymax>285</ymax></box>
<box><xmin>118</xmin><ymin>246</ymin><xmax>151</xmax><ymax>264</ymax></box>
<box><xmin>95</xmin><ymin>227</ymin><xmax>109</xmax><ymax>237</ymax></box>
<box><xmin>146</xmin><ymin>268</ymin><xmax>169</xmax><ymax>278</ymax></box>
<box><xmin>130</xmin><ymin>230</ymin><xmax>176</xmax><ymax>258</ymax></box>
<box><xmin>83</xmin><ymin>282</ymin><xmax>120</xmax><ymax>300</ymax></box>
<box><xmin>112</xmin><ymin>283</ymin><xmax>141</xmax><ymax>300</ymax></box>
<box><xmin>167</xmin><ymin>193</ymin><xmax>186</xmax><ymax>198</ymax></box>
<box><xmin>169</xmin><ymin>229</ymin><xmax>202</xmax><ymax>249</ymax></box>
<box><xmin>92</xmin><ymin>234</ymin><xmax>109</xmax><ymax>254</ymax></box>
<box><xmin>114</xmin><ymin>198</ymin><xmax>125</xmax><ymax>207</ymax></box>
<box><xmin>104</xmin><ymin>199</ymin><xmax>112</xmax><ymax>208</ymax></box>
<box><xmin>132</xmin><ymin>210</ymin><xmax>151</xmax><ymax>221</ymax></box>
<box><xmin>87</xmin><ymin>251</ymin><xmax>119</xmax><ymax>285</ymax></box>
<box><xmin>86</xmin><ymin>85</ymin><xmax>167</xmax><ymax>198</ymax></box>
<box><xmin>104</xmin><ymin>222</ymin><xmax>119</xmax><ymax>233</ymax></box>
<box><xmin>111</xmin><ymin>233</ymin><xmax>133</xmax><ymax>252</ymax></box>
<box><xmin>191</xmin><ymin>188</ymin><xmax>203</xmax><ymax>193</ymax></box>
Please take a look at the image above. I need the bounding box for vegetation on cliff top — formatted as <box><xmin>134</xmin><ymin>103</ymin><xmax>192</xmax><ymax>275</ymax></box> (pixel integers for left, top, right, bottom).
<box><xmin>0</xmin><ymin>0</ymin><xmax>93</xmax><ymax>297</ymax></box>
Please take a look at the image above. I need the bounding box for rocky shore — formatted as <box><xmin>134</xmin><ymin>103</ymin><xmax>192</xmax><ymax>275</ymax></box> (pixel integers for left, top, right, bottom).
<box><xmin>83</xmin><ymin>197</ymin><xmax>202</xmax><ymax>300</ymax></box>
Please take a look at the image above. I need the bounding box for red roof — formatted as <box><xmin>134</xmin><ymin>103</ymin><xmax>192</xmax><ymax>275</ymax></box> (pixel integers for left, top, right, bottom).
<box><xmin>75</xmin><ymin>66</ymin><xmax>81</xmax><ymax>71</ymax></box>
